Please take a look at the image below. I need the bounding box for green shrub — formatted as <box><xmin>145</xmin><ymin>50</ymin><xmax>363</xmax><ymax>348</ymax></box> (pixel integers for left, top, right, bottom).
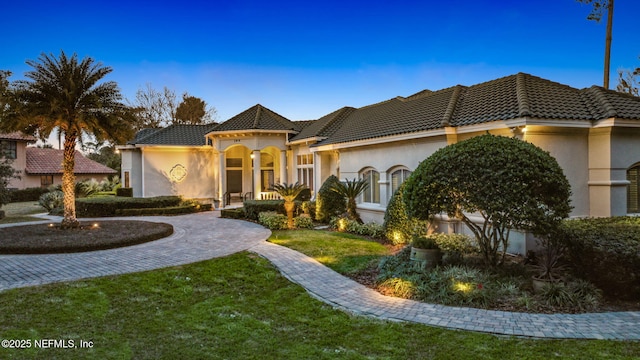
<box><xmin>403</xmin><ymin>134</ymin><xmax>572</xmax><ymax>267</ymax></box>
<box><xmin>75</xmin><ymin>196</ymin><xmax>182</xmax><ymax>217</ymax></box>
<box><xmin>258</xmin><ymin>211</ymin><xmax>288</xmax><ymax>230</ymax></box>
<box><xmin>116</xmin><ymin>205</ymin><xmax>198</xmax><ymax>216</ymax></box>
<box><xmin>116</xmin><ymin>187</ymin><xmax>133</xmax><ymax>197</ymax></box>
<box><xmin>244</xmin><ymin>200</ymin><xmax>285</xmax><ymax>220</ymax></box>
<box><xmin>329</xmin><ymin>216</ymin><xmax>385</xmax><ymax>239</ymax></box>
<box><xmin>315</xmin><ymin>175</ymin><xmax>346</xmax><ymax>223</ymax></box>
<box><xmin>427</xmin><ymin>233</ymin><xmax>477</xmax><ymax>254</ymax></box>
<box><xmin>39</xmin><ymin>190</ymin><xmax>64</xmax><ymax>212</ymax></box>
<box><xmin>383</xmin><ymin>184</ymin><xmax>428</xmax><ymax>245</ymax></box>
<box><xmin>294</xmin><ymin>216</ymin><xmax>315</xmax><ymax>229</ymax></box>
<box><xmin>8</xmin><ymin>187</ymin><xmax>49</xmax><ymax>202</ymax></box>
<box><xmin>559</xmin><ymin>217</ymin><xmax>640</xmax><ymax>299</ymax></box>
<box><xmin>295</xmin><ymin>188</ymin><xmax>312</xmax><ymax>201</ymax></box>
<box><xmin>220</xmin><ymin>208</ymin><xmax>245</xmax><ymax>219</ymax></box>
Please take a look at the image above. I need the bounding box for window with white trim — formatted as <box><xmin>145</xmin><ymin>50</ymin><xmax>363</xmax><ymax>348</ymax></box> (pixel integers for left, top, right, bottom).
<box><xmin>296</xmin><ymin>154</ymin><xmax>314</xmax><ymax>192</ymax></box>
<box><xmin>390</xmin><ymin>168</ymin><xmax>412</xmax><ymax>196</ymax></box>
<box><xmin>361</xmin><ymin>169</ymin><xmax>380</xmax><ymax>204</ymax></box>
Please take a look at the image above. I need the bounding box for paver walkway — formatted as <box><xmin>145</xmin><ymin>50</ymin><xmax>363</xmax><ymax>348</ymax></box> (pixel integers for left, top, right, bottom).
<box><xmin>1</xmin><ymin>212</ymin><xmax>639</xmax><ymax>340</ymax></box>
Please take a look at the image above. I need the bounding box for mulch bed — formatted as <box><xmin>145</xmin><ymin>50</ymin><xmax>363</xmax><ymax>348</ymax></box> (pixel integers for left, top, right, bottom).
<box><xmin>0</xmin><ymin>220</ymin><xmax>173</xmax><ymax>254</ymax></box>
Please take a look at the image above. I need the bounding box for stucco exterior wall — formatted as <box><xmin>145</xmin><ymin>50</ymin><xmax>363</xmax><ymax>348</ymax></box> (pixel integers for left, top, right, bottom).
<box><xmin>141</xmin><ymin>147</ymin><xmax>216</xmax><ymax>201</ymax></box>
<box><xmin>7</xmin><ymin>141</ymin><xmax>29</xmax><ymax>189</ymax></box>
<box><xmin>121</xmin><ymin>149</ymin><xmax>143</xmax><ymax>197</ymax></box>
<box><xmin>522</xmin><ymin>126</ymin><xmax>590</xmax><ymax>217</ymax></box>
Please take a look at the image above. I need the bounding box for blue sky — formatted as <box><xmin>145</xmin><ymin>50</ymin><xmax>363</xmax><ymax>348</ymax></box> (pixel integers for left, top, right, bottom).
<box><xmin>3</xmin><ymin>0</ymin><xmax>640</xmax><ymax>123</ymax></box>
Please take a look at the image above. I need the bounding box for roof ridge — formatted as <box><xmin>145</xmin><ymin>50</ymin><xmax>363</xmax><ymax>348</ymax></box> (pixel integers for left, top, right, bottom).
<box><xmin>442</xmin><ymin>85</ymin><xmax>465</xmax><ymax>127</ymax></box>
<box><xmin>516</xmin><ymin>73</ymin><xmax>532</xmax><ymax>117</ymax></box>
<box><xmin>585</xmin><ymin>86</ymin><xmax>617</xmax><ymax>118</ymax></box>
<box><xmin>317</xmin><ymin>107</ymin><xmax>356</xmax><ymax>136</ymax></box>
<box><xmin>260</xmin><ymin>106</ymin><xmax>298</xmax><ymax>130</ymax></box>
<box><xmin>253</xmin><ymin>105</ymin><xmax>262</xmax><ymax>128</ymax></box>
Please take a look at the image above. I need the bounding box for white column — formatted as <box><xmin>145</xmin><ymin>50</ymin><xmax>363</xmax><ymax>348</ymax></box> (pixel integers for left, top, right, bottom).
<box><xmin>280</xmin><ymin>150</ymin><xmax>287</xmax><ymax>185</ymax></box>
<box><xmin>253</xmin><ymin>150</ymin><xmax>261</xmax><ymax>199</ymax></box>
<box><xmin>218</xmin><ymin>151</ymin><xmax>226</xmax><ymax>205</ymax></box>
<box><xmin>313</xmin><ymin>152</ymin><xmax>322</xmax><ymax>197</ymax></box>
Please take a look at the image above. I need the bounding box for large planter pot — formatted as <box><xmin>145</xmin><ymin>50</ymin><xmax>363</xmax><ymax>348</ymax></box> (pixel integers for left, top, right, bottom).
<box><xmin>531</xmin><ymin>276</ymin><xmax>561</xmax><ymax>293</ymax></box>
<box><xmin>410</xmin><ymin>247</ymin><xmax>441</xmax><ymax>269</ymax></box>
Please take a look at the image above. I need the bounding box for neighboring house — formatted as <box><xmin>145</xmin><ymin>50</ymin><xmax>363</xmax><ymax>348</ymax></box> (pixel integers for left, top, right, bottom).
<box><xmin>1</xmin><ymin>132</ymin><xmax>117</xmax><ymax>189</ymax></box>
<box><xmin>118</xmin><ymin>73</ymin><xmax>640</xmax><ymax>253</ymax></box>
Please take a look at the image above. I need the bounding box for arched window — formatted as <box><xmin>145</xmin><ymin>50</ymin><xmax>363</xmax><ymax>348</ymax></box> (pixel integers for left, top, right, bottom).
<box><xmin>390</xmin><ymin>167</ymin><xmax>412</xmax><ymax>195</ymax></box>
<box><xmin>360</xmin><ymin>169</ymin><xmax>380</xmax><ymax>204</ymax></box>
<box><xmin>628</xmin><ymin>164</ymin><xmax>640</xmax><ymax>213</ymax></box>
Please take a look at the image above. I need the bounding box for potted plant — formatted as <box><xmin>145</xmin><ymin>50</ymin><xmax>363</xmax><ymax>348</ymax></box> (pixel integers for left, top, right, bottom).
<box><xmin>410</xmin><ymin>234</ymin><xmax>441</xmax><ymax>269</ymax></box>
<box><xmin>530</xmin><ymin>240</ymin><xmax>568</xmax><ymax>292</ymax></box>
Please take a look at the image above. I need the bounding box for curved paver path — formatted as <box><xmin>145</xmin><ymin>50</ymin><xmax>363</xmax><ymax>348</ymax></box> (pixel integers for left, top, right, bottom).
<box><xmin>1</xmin><ymin>212</ymin><xmax>640</xmax><ymax>340</ymax></box>
<box><xmin>0</xmin><ymin>212</ymin><xmax>270</xmax><ymax>291</ymax></box>
<box><xmin>252</xmin><ymin>242</ymin><xmax>640</xmax><ymax>340</ymax></box>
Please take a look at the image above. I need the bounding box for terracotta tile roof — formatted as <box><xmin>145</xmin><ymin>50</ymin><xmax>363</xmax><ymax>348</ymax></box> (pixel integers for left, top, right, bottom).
<box><xmin>314</xmin><ymin>73</ymin><xmax>640</xmax><ymax>146</ymax></box>
<box><xmin>0</xmin><ymin>132</ymin><xmax>37</xmax><ymax>142</ymax></box>
<box><xmin>290</xmin><ymin>107</ymin><xmax>357</xmax><ymax>142</ymax></box>
<box><xmin>25</xmin><ymin>148</ymin><xmax>116</xmax><ymax>175</ymax></box>
<box><xmin>209</xmin><ymin>104</ymin><xmax>298</xmax><ymax>133</ymax></box>
<box><xmin>129</xmin><ymin>124</ymin><xmax>218</xmax><ymax>146</ymax></box>
<box><xmin>121</xmin><ymin>73</ymin><xmax>640</xmax><ymax>148</ymax></box>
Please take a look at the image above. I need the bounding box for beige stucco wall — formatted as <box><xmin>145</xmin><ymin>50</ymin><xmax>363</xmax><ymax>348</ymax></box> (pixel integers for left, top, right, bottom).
<box><xmin>141</xmin><ymin>147</ymin><xmax>216</xmax><ymax>201</ymax></box>
<box><xmin>522</xmin><ymin>126</ymin><xmax>590</xmax><ymax>217</ymax></box>
<box><xmin>120</xmin><ymin>149</ymin><xmax>143</xmax><ymax>197</ymax></box>
<box><xmin>7</xmin><ymin>141</ymin><xmax>29</xmax><ymax>189</ymax></box>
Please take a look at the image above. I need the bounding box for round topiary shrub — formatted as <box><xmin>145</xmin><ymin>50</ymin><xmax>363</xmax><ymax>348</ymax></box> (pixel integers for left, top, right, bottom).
<box><xmin>403</xmin><ymin>134</ymin><xmax>572</xmax><ymax>267</ymax></box>
<box><xmin>315</xmin><ymin>175</ymin><xmax>346</xmax><ymax>223</ymax></box>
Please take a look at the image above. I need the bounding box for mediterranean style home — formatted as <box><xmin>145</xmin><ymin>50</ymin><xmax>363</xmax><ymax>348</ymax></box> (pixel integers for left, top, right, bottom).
<box><xmin>1</xmin><ymin>132</ymin><xmax>116</xmax><ymax>189</ymax></box>
<box><xmin>118</xmin><ymin>73</ymin><xmax>640</xmax><ymax>252</ymax></box>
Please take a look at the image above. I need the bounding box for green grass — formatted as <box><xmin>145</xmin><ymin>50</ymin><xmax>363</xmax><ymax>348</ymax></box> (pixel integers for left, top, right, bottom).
<box><xmin>1</xmin><ymin>253</ymin><xmax>639</xmax><ymax>359</ymax></box>
<box><xmin>269</xmin><ymin>230</ymin><xmax>390</xmax><ymax>274</ymax></box>
<box><xmin>0</xmin><ymin>201</ymin><xmax>45</xmax><ymax>224</ymax></box>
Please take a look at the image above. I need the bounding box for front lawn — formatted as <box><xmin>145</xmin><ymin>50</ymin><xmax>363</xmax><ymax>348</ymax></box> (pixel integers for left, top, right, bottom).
<box><xmin>1</xmin><ymin>253</ymin><xmax>638</xmax><ymax>359</ymax></box>
<box><xmin>0</xmin><ymin>201</ymin><xmax>46</xmax><ymax>224</ymax></box>
<box><xmin>269</xmin><ymin>230</ymin><xmax>390</xmax><ymax>275</ymax></box>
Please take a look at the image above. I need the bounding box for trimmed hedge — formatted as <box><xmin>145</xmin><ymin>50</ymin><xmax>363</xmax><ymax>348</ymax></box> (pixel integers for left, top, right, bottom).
<box><xmin>76</xmin><ymin>196</ymin><xmax>183</xmax><ymax>217</ymax></box>
<box><xmin>220</xmin><ymin>208</ymin><xmax>245</xmax><ymax>219</ymax></box>
<box><xmin>9</xmin><ymin>187</ymin><xmax>49</xmax><ymax>202</ymax></box>
<box><xmin>560</xmin><ymin>217</ymin><xmax>640</xmax><ymax>299</ymax></box>
<box><xmin>116</xmin><ymin>187</ymin><xmax>133</xmax><ymax>197</ymax></box>
<box><xmin>244</xmin><ymin>200</ymin><xmax>285</xmax><ymax>220</ymax></box>
<box><xmin>258</xmin><ymin>211</ymin><xmax>288</xmax><ymax>230</ymax></box>
<box><xmin>116</xmin><ymin>205</ymin><xmax>199</xmax><ymax>216</ymax></box>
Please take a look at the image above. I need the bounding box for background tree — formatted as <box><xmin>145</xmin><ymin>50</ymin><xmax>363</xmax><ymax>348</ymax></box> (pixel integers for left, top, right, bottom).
<box><xmin>7</xmin><ymin>51</ymin><xmax>133</xmax><ymax>228</ymax></box>
<box><xmin>403</xmin><ymin>134</ymin><xmax>572</xmax><ymax>267</ymax></box>
<box><xmin>0</xmin><ymin>150</ymin><xmax>19</xmax><ymax>216</ymax></box>
<box><xmin>84</xmin><ymin>142</ymin><xmax>122</xmax><ymax>175</ymax></box>
<box><xmin>175</xmin><ymin>93</ymin><xmax>217</xmax><ymax>124</ymax></box>
<box><xmin>576</xmin><ymin>0</ymin><xmax>614</xmax><ymax>88</ymax></box>
<box><xmin>130</xmin><ymin>84</ymin><xmax>177</xmax><ymax>130</ymax></box>
<box><xmin>616</xmin><ymin>57</ymin><xmax>640</xmax><ymax>96</ymax></box>
<box><xmin>0</xmin><ymin>70</ymin><xmax>11</xmax><ymax>121</ymax></box>
<box><xmin>330</xmin><ymin>178</ymin><xmax>369</xmax><ymax>223</ymax></box>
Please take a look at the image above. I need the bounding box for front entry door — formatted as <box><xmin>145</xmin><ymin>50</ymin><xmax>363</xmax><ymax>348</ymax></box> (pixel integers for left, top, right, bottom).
<box><xmin>227</xmin><ymin>170</ymin><xmax>242</xmax><ymax>193</ymax></box>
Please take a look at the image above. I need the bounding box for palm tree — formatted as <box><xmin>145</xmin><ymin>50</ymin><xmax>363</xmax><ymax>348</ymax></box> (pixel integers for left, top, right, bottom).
<box><xmin>10</xmin><ymin>51</ymin><xmax>133</xmax><ymax>228</ymax></box>
<box><xmin>271</xmin><ymin>182</ymin><xmax>308</xmax><ymax>229</ymax></box>
<box><xmin>577</xmin><ymin>0</ymin><xmax>614</xmax><ymax>88</ymax></box>
<box><xmin>330</xmin><ymin>178</ymin><xmax>369</xmax><ymax>223</ymax></box>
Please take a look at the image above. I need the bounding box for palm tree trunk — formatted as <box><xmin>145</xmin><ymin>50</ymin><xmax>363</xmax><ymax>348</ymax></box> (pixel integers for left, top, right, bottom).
<box><xmin>603</xmin><ymin>0</ymin><xmax>614</xmax><ymax>89</ymax></box>
<box><xmin>284</xmin><ymin>201</ymin><xmax>295</xmax><ymax>229</ymax></box>
<box><xmin>61</xmin><ymin>131</ymin><xmax>79</xmax><ymax>229</ymax></box>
